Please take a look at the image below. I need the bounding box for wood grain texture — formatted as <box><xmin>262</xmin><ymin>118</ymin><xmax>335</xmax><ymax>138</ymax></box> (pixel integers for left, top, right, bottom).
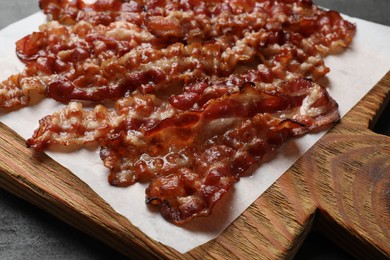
<box><xmin>0</xmin><ymin>71</ymin><xmax>389</xmax><ymax>259</ymax></box>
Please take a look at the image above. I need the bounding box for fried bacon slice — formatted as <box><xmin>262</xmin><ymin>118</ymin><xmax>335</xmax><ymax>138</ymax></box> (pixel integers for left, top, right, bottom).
<box><xmin>1</xmin><ymin>20</ymin><xmax>157</xmax><ymax>109</ymax></box>
<box><xmin>1</xmin><ymin>0</ymin><xmax>357</xmax><ymax>223</ymax></box>
<box><xmin>144</xmin><ymin>115</ymin><xmax>303</xmax><ymax>223</ymax></box>
<box><xmin>27</xmin><ymin>93</ymin><xmax>175</xmax><ymax>150</ymax></box>
<box><xmin>39</xmin><ymin>0</ymin><xmax>145</xmax><ymax>26</ymax></box>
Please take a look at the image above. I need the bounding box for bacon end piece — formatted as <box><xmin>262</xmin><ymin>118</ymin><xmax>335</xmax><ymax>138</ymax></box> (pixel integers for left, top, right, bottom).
<box><xmin>27</xmin><ymin>102</ymin><xmax>119</xmax><ymax>151</ymax></box>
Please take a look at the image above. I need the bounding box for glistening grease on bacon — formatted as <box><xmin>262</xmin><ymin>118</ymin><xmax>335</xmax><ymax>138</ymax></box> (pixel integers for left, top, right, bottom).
<box><xmin>1</xmin><ymin>0</ymin><xmax>356</xmax><ymax>223</ymax></box>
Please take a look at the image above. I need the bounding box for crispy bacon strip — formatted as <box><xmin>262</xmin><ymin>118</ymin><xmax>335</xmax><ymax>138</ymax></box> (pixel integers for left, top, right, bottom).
<box><xmin>4</xmin><ymin>20</ymin><xmax>157</xmax><ymax>107</ymax></box>
<box><xmin>145</xmin><ymin>115</ymin><xmax>303</xmax><ymax>223</ymax></box>
<box><xmin>39</xmin><ymin>0</ymin><xmax>144</xmax><ymax>26</ymax></box>
<box><xmin>27</xmin><ymin>93</ymin><xmax>176</xmax><ymax>150</ymax></box>
<box><xmin>26</xmin><ymin>102</ymin><xmax>121</xmax><ymax>150</ymax></box>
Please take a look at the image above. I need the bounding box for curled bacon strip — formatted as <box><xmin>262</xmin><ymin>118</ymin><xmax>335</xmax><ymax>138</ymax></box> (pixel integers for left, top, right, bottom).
<box><xmin>26</xmin><ymin>102</ymin><xmax>121</xmax><ymax>150</ymax></box>
<box><xmin>39</xmin><ymin>0</ymin><xmax>144</xmax><ymax>26</ymax></box>
<box><xmin>145</xmin><ymin>115</ymin><xmax>303</xmax><ymax>223</ymax></box>
<box><xmin>1</xmin><ymin>0</ymin><xmax>356</xmax><ymax>223</ymax></box>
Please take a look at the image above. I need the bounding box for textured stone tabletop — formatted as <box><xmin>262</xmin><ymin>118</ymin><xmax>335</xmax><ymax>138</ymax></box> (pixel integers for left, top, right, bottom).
<box><xmin>0</xmin><ymin>1</ymin><xmax>389</xmax><ymax>259</ymax></box>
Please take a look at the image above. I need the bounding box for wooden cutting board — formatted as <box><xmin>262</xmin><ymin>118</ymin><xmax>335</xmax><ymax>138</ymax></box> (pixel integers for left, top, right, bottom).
<box><xmin>0</xmin><ymin>71</ymin><xmax>389</xmax><ymax>259</ymax></box>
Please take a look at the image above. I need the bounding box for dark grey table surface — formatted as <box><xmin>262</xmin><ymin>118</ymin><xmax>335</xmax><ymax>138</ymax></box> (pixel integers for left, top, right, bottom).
<box><xmin>0</xmin><ymin>1</ymin><xmax>389</xmax><ymax>259</ymax></box>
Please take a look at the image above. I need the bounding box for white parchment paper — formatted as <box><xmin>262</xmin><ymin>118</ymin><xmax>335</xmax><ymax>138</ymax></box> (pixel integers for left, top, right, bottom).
<box><xmin>0</xmin><ymin>12</ymin><xmax>389</xmax><ymax>253</ymax></box>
